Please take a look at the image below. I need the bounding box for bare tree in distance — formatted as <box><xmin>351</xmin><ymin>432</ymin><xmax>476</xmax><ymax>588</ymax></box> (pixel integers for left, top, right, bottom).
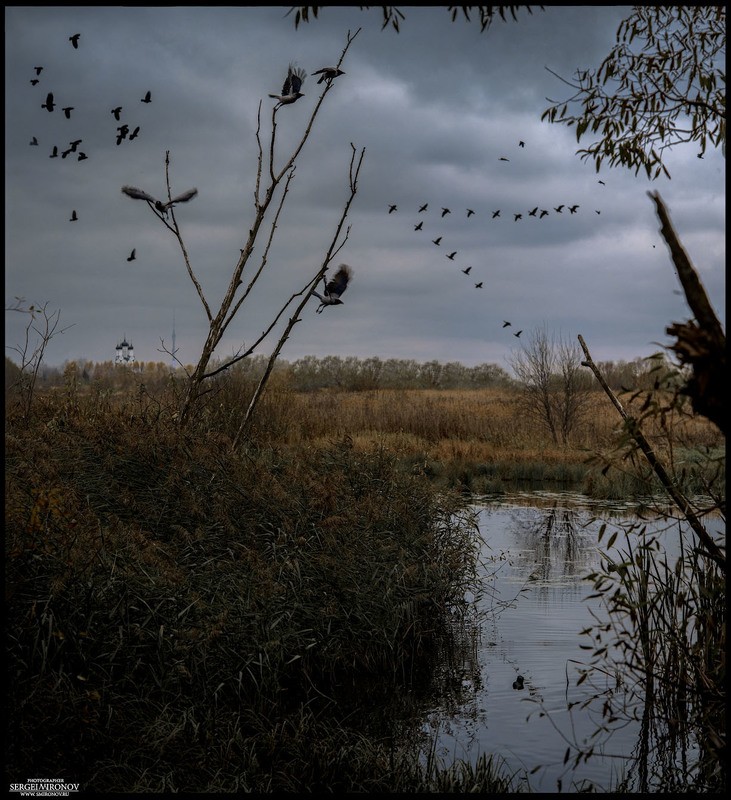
<box><xmin>122</xmin><ymin>29</ymin><xmax>363</xmax><ymax>433</ymax></box>
<box><xmin>509</xmin><ymin>326</ymin><xmax>592</xmax><ymax>446</ymax></box>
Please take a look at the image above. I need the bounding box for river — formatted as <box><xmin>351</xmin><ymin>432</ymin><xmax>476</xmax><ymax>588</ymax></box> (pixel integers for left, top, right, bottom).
<box><xmin>420</xmin><ymin>491</ymin><xmax>724</xmax><ymax>793</ymax></box>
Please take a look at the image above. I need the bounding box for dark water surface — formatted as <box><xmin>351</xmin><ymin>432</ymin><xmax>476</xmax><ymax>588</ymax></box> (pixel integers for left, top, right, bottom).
<box><xmin>420</xmin><ymin>491</ymin><xmax>724</xmax><ymax>793</ymax></box>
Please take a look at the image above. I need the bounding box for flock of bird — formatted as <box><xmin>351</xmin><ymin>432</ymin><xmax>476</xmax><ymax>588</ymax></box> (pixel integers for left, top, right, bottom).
<box><xmin>27</xmin><ymin>30</ymin><xmax>155</xmax><ymax>234</ymax></box>
<box><xmin>28</xmin><ymin>41</ymin><xmax>352</xmax><ymax>314</ymax></box>
<box><xmin>386</xmin><ymin>139</ymin><xmax>611</xmax><ymax>335</ymax></box>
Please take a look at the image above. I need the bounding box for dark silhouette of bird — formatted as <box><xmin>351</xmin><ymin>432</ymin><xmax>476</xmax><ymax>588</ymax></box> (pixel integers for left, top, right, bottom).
<box><xmin>70</xmin><ymin>210</ymin><xmax>78</xmax><ymax>222</ymax></box>
<box><xmin>462</xmin><ymin>266</ymin><xmax>472</xmax><ymax>275</ymax></box>
<box><xmin>30</xmin><ymin>79</ymin><xmax>39</xmax><ymax>86</ymax></box>
<box><xmin>502</xmin><ymin>320</ymin><xmax>511</xmax><ymax>327</ymax></box>
<box><xmin>475</xmin><ymin>282</ymin><xmax>483</xmax><ymax>288</ymax></box>
<box><xmin>446</xmin><ymin>251</ymin><xmax>457</xmax><ymax>260</ymax></box>
<box><xmin>540</xmin><ymin>209</ymin><xmax>549</xmax><ymax>218</ymax></box>
<box><xmin>518</xmin><ymin>140</ymin><xmax>525</xmax><ymax>148</ymax></box>
<box><xmin>388</xmin><ymin>204</ymin><xmax>397</xmax><ymax>213</ymax></box>
<box><xmin>514</xmin><ymin>213</ymin><xmax>522</xmax><ymax>221</ymax></box>
<box><xmin>313</xmin><ymin>264</ymin><xmax>352</xmax><ymax>312</ymax></box>
<box><xmin>513</xmin><ymin>330</ymin><xmax>523</xmax><ymax>338</ymax></box>
<box><xmin>34</xmin><ymin>66</ymin><xmax>43</xmax><ymax>75</ymax></box>
<box><xmin>441</xmin><ymin>207</ymin><xmax>451</xmax><ymax>217</ymax></box>
<box><xmin>69</xmin><ymin>139</ymin><xmax>82</xmax><ymax>151</ymax></box>
<box><xmin>595</xmin><ymin>209</ymin><xmax>601</xmax><ymax>215</ymax></box>
<box><xmin>121</xmin><ymin>185</ymin><xmax>199</xmax><ymax>215</ymax></box>
<box><xmin>598</xmin><ymin>180</ymin><xmax>606</xmax><ymax>185</ymax></box>
<box><xmin>77</xmin><ymin>152</ymin><xmax>87</xmax><ymax>161</ymax></box>
<box><xmin>528</xmin><ymin>207</ymin><xmax>538</xmax><ymax>217</ymax></box>
<box><xmin>111</xmin><ymin>106</ymin><xmax>123</xmax><ymax>120</ymax></box>
<box><xmin>432</xmin><ymin>236</ymin><xmax>442</xmax><ymax>246</ymax></box>
<box><xmin>41</xmin><ymin>92</ymin><xmax>54</xmax><ymax>112</ymax></box>
<box><xmin>311</xmin><ymin>65</ymin><xmax>345</xmax><ymax>84</ymax></box>
<box><xmin>129</xmin><ymin>126</ymin><xmax>140</xmax><ymax>141</ymax></box>
<box><xmin>512</xmin><ymin>675</ymin><xmax>525</xmax><ymax>690</ymax></box>
<box><xmin>554</xmin><ymin>205</ymin><xmax>564</xmax><ymax>213</ymax></box>
<box><xmin>141</xmin><ymin>90</ymin><xmax>152</xmax><ymax>103</ymax></box>
<box><xmin>30</xmin><ymin>136</ymin><xmax>38</xmax><ymax>146</ymax></box>
<box><xmin>62</xmin><ymin>106</ymin><xmax>74</xmax><ymax>119</ymax></box>
<box><xmin>61</xmin><ymin>148</ymin><xmax>73</xmax><ymax>158</ymax></box>
<box><xmin>127</xmin><ymin>248</ymin><xmax>136</xmax><ymax>262</ymax></box>
<box><xmin>466</xmin><ymin>208</ymin><xmax>475</xmax><ymax>217</ymax></box>
<box><xmin>568</xmin><ymin>204</ymin><xmax>579</xmax><ymax>214</ymax></box>
<box><xmin>269</xmin><ymin>64</ymin><xmax>305</xmax><ymax>106</ymax></box>
<box><xmin>499</xmin><ymin>156</ymin><xmax>510</xmax><ymax>162</ymax></box>
<box><xmin>50</xmin><ymin>145</ymin><xmax>58</xmax><ymax>158</ymax></box>
<box><xmin>116</xmin><ymin>124</ymin><xmax>129</xmax><ymax>145</ymax></box>
<box><xmin>69</xmin><ymin>33</ymin><xmax>81</xmax><ymax>49</ymax></box>
<box><xmin>492</xmin><ymin>210</ymin><xmax>500</xmax><ymax>218</ymax></box>
<box><xmin>414</xmin><ymin>221</ymin><xmax>423</xmax><ymax>231</ymax></box>
<box><xmin>418</xmin><ymin>203</ymin><xmax>428</xmax><ymax>212</ymax></box>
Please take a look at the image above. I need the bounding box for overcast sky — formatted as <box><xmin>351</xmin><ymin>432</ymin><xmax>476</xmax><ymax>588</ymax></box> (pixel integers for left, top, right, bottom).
<box><xmin>5</xmin><ymin>6</ymin><xmax>725</xmax><ymax>373</ymax></box>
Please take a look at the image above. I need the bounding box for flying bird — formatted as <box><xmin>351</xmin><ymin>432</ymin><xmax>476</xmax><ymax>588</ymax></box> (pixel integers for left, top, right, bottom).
<box><xmin>127</xmin><ymin>248</ymin><xmax>136</xmax><ymax>262</ymax></box>
<box><xmin>30</xmin><ymin>136</ymin><xmax>38</xmax><ymax>146</ymax></box>
<box><xmin>475</xmin><ymin>282</ymin><xmax>483</xmax><ymax>288</ymax></box>
<box><xmin>414</xmin><ymin>221</ymin><xmax>423</xmax><ymax>231</ymax></box>
<box><xmin>568</xmin><ymin>204</ymin><xmax>579</xmax><ymax>214</ymax></box>
<box><xmin>514</xmin><ymin>213</ymin><xmax>522</xmax><ymax>221</ymax></box>
<box><xmin>432</xmin><ymin>236</ymin><xmax>442</xmax><ymax>246</ymax></box>
<box><xmin>492</xmin><ymin>210</ymin><xmax>500</xmax><ymax>218</ymax></box>
<box><xmin>539</xmin><ymin>209</ymin><xmax>549</xmax><ymax>218</ymax></box>
<box><xmin>62</xmin><ymin>106</ymin><xmax>74</xmax><ymax>118</ymax></box>
<box><xmin>598</xmin><ymin>180</ymin><xmax>606</xmax><ymax>185</ymax></box>
<box><xmin>69</xmin><ymin>139</ymin><xmax>82</xmax><ymax>151</ymax></box>
<box><xmin>513</xmin><ymin>330</ymin><xmax>523</xmax><ymax>338</ymax></box>
<box><xmin>518</xmin><ymin>140</ymin><xmax>525</xmax><ymax>148</ymax></box>
<box><xmin>34</xmin><ymin>66</ymin><xmax>43</xmax><ymax>75</ymax></box>
<box><xmin>269</xmin><ymin>64</ymin><xmax>306</xmax><ymax>106</ymax></box>
<box><xmin>70</xmin><ymin>210</ymin><xmax>78</xmax><ymax>222</ymax></box>
<box><xmin>502</xmin><ymin>321</ymin><xmax>511</xmax><ymax>327</ymax></box>
<box><xmin>446</xmin><ymin>251</ymin><xmax>457</xmax><ymax>260</ymax></box>
<box><xmin>69</xmin><ymin>33</ymin><xmax>81</xmax><ymax>49</ymax></box>
<box><xmin>41</xmin><ymin>92</ymin><xmax>54</xmax><ymax>111</ymax></box>
<box><xmin>77</xmin><ymin>152</ymin><xmax>87</xmax><ymax>161</ymax></box>
<box><xmin>441</xmin><ymin>207</ymin><xmax>451</xmax><ymax>217</ymax></box>
<box><xmin>418</xmin><ymin>203</ymin><xmax>428</xmax><ymax>212</ymax></box>
<box><xmin>111</xmin><ymin>106</ymin><xmax>123</xmax><ymax>120</ymax></box>
<box><xmin>528</xmin><ymin>207</ymin><xmax>538</xmax><ymax>217</ymax></box>
<box><xmin>499</xmin><ymin>157</ymin><xmax>510</xmax><ymax>162</ymax></box>
<box><xmin>554</xmin><ymin>205</ymin><xmax>564</xmax><ymax>213</ymax></box>
<box><xmin>466</xmin><ymin>208</ymin><xmax>475</xmax><ymax>217</ymax></box>
<box><xmin>462</xmin><ymin>266</ymin><xmax>472</xmax><ymax>275</ymax></box>
<box><xmin>141</xmin><ymin>90</ymin><xmax>152</xmax><ymax>103</ymax></box>
<box><xmin>313</xmin><ymin>264</ymin><xmax>352</xmax><ymax>313</ymax></box>
<box><xmin>61</xmin><ymin>148</ymin><xmax>73</xmax><ymax>158</ymax></box>
<box><xmin>311</xmin><ymin>65</ymin><xmax>345</xmax><ymax>84</ymax></box>
<box><xmin>595</xmin><ymin>209</ymin><xmax>601</xmax><ymax>215</ymax></box>
<box><xmin>116</xmin><ymin>124</ymin><xmax>129</xmax><ymax>145</ymax></box>
<box><xmin>121</xmin><ymin>185</ymin><xmax>199</xmax><ymax>215</ymax></box>
<box><xmin>129</xmin><ymin>126</ymin><xmax>140</xmax><ymax>140</ymax></box>
<box><xmin>30</xmin><ymin>79</ymin><xmax>40</xmax><ymax>86</ymax></box>
<box><xmin>50</xmin><ymin>145</ymin><xmax>58</xmax><ymax>158</ymax></box>
<box><xmin>388</xmin><ymin>204</ymin><xmax>397</xmax><ymax>213</ymax></box>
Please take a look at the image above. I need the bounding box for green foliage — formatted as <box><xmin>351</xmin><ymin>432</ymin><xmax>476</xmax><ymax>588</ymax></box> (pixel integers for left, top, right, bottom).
<box><xmin>542</xmin><ymin>6</ymin><xmax>726</xmax><ymax>178</ymax></box>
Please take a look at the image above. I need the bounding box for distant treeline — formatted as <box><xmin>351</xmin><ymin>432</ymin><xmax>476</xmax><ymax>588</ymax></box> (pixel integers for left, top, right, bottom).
<box><xmin>6</xmin><ymin>353</ymin><xmax>665</xmax><ymax>394</ymax></box>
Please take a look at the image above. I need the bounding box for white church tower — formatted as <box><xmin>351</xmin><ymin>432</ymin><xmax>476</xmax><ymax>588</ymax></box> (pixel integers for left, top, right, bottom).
<box><xmin>114</xmin><ymin>335</ymin><xmax>136</xmax><ymax>365</ymax></box>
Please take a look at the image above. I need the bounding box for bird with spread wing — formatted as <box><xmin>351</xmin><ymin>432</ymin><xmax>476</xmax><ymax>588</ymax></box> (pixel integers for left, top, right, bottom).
<box><xmin>313</xmin><ymin>264</ymin><xmax>353</xmax><ymax>313</ymax></box>
<box><xmin>121</xmin><ymin>185</ymin><xmax>198</xmax><ymax>215</ymax></box>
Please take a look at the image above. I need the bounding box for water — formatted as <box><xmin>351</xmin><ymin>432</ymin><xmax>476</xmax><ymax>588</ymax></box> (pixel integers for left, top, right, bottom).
<box><xmin>420</xmin><ymin>491</ymin><xmax>724</xmax><ymax>793</ymax></box>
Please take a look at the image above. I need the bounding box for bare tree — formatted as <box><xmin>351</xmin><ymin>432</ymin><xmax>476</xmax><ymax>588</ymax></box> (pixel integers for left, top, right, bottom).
<box><xmin>509</xmin><ymin>326</ymin><xmax>591</xmax><ymax>445</ymax></box>
<box><xmin>121</xmin><ymin>29</ymin><xmax>363</xmax><ymax>431</ymax></box>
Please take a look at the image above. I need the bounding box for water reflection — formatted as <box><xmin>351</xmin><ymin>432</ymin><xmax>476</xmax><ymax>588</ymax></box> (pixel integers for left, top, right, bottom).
<box><xmin>421</xmin><ymin>492</ymin><xmax>724</xmax><ymax>793</ymax></box>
